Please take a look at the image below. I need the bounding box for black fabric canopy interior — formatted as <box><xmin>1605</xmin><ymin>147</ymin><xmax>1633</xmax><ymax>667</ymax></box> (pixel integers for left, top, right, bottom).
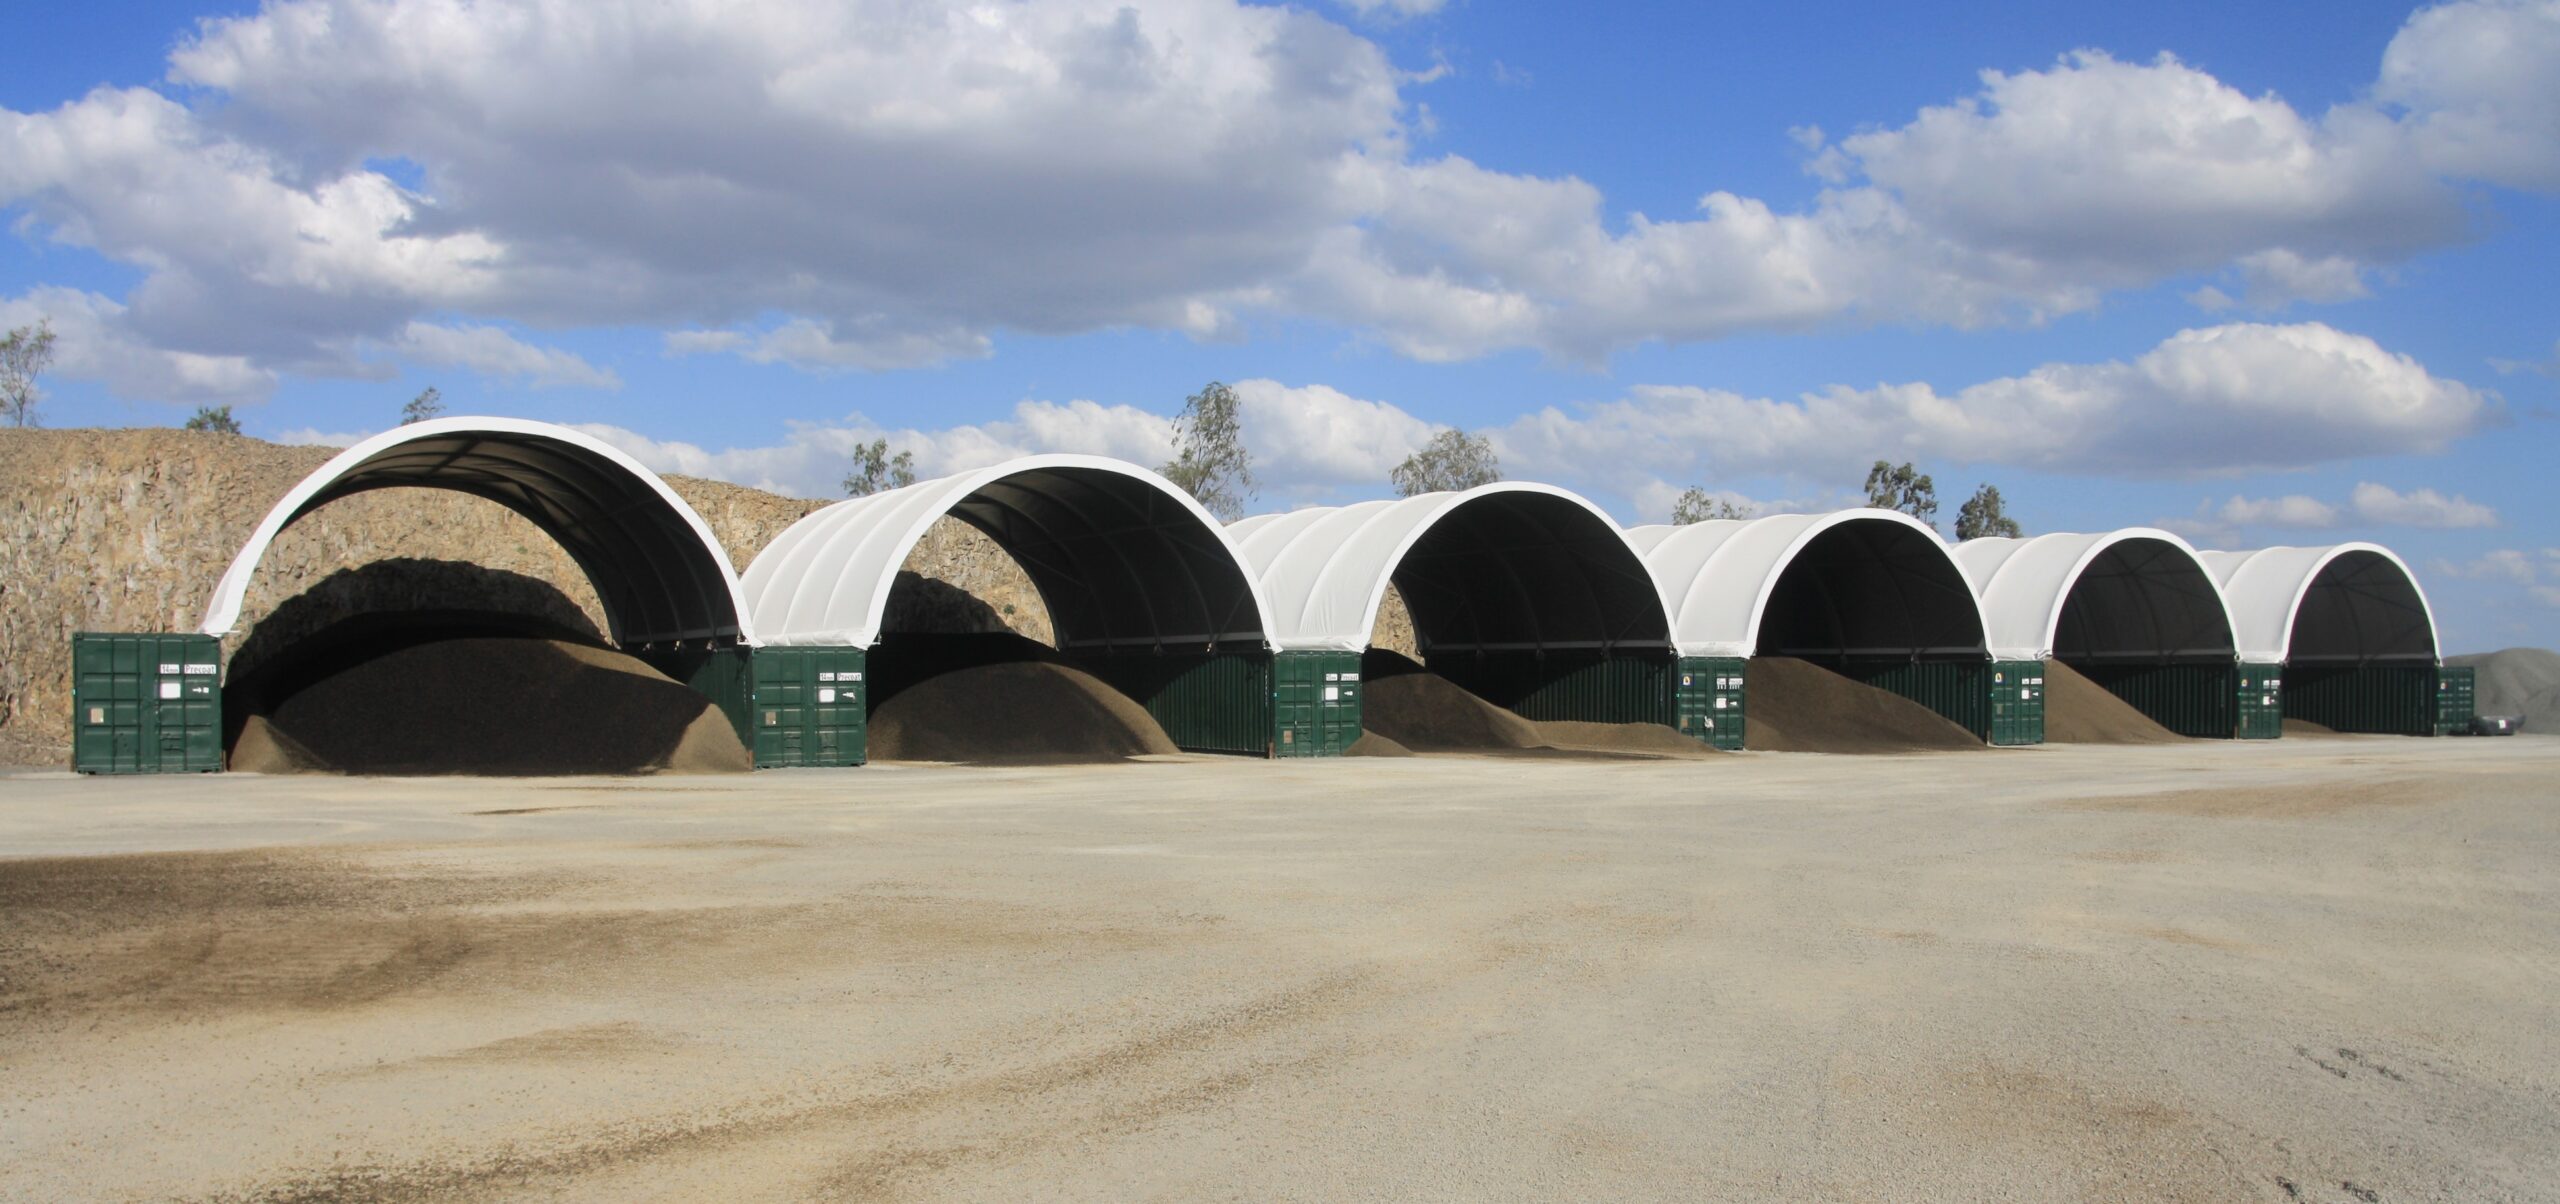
<box><xmin>2287</xmin><ymin>550</ymin><xmax>2437</xmax><ymax>666</ymax></box>
<box><xmin>1390</xmin><ymin>492</ymin><xmax>1669</xmax><ymax>654</ymax></box>
<box><xmin>945</xmin><ymin>466</ymin><xmax>1266</xmax><ymax>651</ymax></box>
<box><xmin>2053</xmin><ymin>538</ymin><xmax>2237</xmax><ymax>665</ymax></box>
<box><xmin>1756</xmin><ymin>520</ymin><xmax>1986</xmax><ymax>659</ymax></box>
<box><xmin>286</xmin><ymin>432</ymin><xmax>743</xmax><ymax>647</ymax></box>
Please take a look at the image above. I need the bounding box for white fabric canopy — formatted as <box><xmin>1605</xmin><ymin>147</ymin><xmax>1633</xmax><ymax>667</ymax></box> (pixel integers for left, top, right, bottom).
<box><xmin>1952</xmin><ymin>528</ymin><xmax>2236</xmax><ymax>662</ymax></box>
<box><xmin>744</xmin><ymin>454</ymin><xmax>1275</xmax><ymax>650</ymax></box>
<box><xmin>202</xmin><ymin>416</ymin><xmax>753</xmax><ymax>647</ymax></box>
<box><xmin>1226</xmin><ymin>483</ymin><xmax>1671</xmax><ymax>653</ymax></box>
<box><xmin>1627</xmin><ymin>509</ymin><xmax>1987</xmax><ymax>658</ymax></box>
<box><xmin>2197</xmin><ymin>544</ymin><xmax>2439</xmax><ymax>664</ymax></box>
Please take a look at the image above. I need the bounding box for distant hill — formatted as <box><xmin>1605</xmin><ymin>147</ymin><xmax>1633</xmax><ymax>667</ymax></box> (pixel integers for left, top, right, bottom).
<box><xmin>2444</xmin><ymin>647</ymin><xmax>2560</xmax><ymax>736</ymax></box>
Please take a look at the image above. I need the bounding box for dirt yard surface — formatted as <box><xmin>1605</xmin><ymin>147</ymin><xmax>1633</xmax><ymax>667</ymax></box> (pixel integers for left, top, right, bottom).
<box><xmin>4</xmin><ymin>738</ymin><xmax>2556</xmax><ymax>1202</ymax></box>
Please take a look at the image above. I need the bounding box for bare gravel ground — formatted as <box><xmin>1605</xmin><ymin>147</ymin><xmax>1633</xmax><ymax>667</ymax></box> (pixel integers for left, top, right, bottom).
<box><xmin>3</xmin><ymin>737</ymin><xmax>2556</xmax><ymax>1203</ymax></box>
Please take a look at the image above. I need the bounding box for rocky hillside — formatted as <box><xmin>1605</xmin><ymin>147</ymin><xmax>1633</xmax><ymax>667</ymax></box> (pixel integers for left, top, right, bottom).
<box><xmin>0</xmin><ymin>428</ymin><xmax>1049</xmax><ymax>764</ymax></box>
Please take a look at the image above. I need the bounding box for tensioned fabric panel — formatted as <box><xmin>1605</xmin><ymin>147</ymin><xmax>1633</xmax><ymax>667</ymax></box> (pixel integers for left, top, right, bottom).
<box><xmin>1226</xmin><ymin>484</ymin><xmax>1672</xmax><ymax>653</ymax></box>
<box><xmin>1628</xmin><ymin>509</ymin><xmax>1988</xmax><ymax>658</ymax></box>
<box><xmin>2198</xmin><ymin>544</ymin><xmax>2439</xmax><ymax>665</ymax></box>
<box><xmin>202</xmin><ymin>417</ymin><xmax>752</xmax><ymax>647</ymax></box>
<box><xmin>744</xmin><ymin>455</ymin><xmax>1273</xmax><ymax>651</ymax></box>
<box><xmin>1953</xmin><ymin>529</ymin><xmax>2237</xmax><ymax>663</ymax></box>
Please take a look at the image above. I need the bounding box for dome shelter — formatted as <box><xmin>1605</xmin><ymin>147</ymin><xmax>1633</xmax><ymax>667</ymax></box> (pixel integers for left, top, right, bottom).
<box><xmin>745</xmin><ymin>455</ymin><xmax>1278</xmax><ymax>762</ymax></box>
<box><xmin>1629</xmin><ymin>510</ymin><xmax>1998</xmax><ymax>746</ymax></box>
<box><xmin>1228</xmin><ymin>484</ymin><xmax>1677</xmax><ymax>754</ymax></box>
<box><xmin>2199</xmin><ymin>544</ymin><xmax>2444</xmax><ymax>735</ymax></box>
<box><xmin>1954</xmin><ymin>529</ymin><xmax>2247</xmax><ymax>738</ymax></box>
<box><xmin>195</xmin><ymin>417</ymin><xmax>762</xmax><ymax>773</ymax></box>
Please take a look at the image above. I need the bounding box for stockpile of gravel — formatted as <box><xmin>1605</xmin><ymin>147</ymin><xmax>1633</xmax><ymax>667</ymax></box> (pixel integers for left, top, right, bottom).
<box><xmin>2040</xmin><ymin>660</ymin><xmax>2183</xmax><ymax>744</ymax></box>
<box><xmin>232</xmin><ymin>636</ymin><xmax>749</xmax><ymax>775</ymax></box>
<box><xmin>1358</xmin><ymin>669</ymin><xmax>1716</xmax><ymax>759</ymax></box>
<box><xmin>1742</xmin><ymin>657</ymin><xmax>1981</xmax><ymax>754</ymax></box>
<box><xmin>2446</xmin><ymin>647</ymin><xmax>2560</xmax><ymax>734</ymax></box>
<box><xmin>867</xmin><ymin>661</ymin><xmax>1179</xmax><ymax>764</ymax></box>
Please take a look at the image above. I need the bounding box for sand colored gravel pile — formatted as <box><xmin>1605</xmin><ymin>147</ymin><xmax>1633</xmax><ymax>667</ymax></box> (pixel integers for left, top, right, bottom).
<box><xmin>2039</xmin><ymin>660</ymin><xmax>2183</xmax><ymax>744</ymax></box>
<box><xmin>867</xmin><ymin>661</ymin><xmax>1180</xmax><ymax>764</ymax></box>
<box><xmin>1742</xmin><ymin>657</ymin><xmax>1982</xmax><ymax>754</ymax></box>
<box><xmin>227</xmin><ymin>714</ymin><xmax>328</xmax><ymax>773</ymax></box>
<box><xmin>238</xmin><ymin>637</ymin><xmax>750</xmax><ymax>775</ymax></box>
<box><xmin>1344</xmin><ymin>732</ymin><xmax>1415</xmax><ymax>757</ymax></box>
<box><xmin>1358</xmin><ymin>669</ymin><xmax>1716</xmax><ymax>759</ymax></box>
<box><xmin>2283</xmin><ymin>717</ymin><xmax>2348</xmax><ymax>738</ymax></box>
<box><xmin>2446</xmin><ymin>647</ymin><xmax>2560</xmax><ymax>733</ymax></box>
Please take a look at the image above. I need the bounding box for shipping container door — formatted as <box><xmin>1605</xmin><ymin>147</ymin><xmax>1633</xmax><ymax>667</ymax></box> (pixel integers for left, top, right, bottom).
<box><xmin>1987</xmin><ymin>661</ymin><xmax>2045</xmax><ymax>746</ymax></box>
<box><xmin>2235</xmin><ymin>664</ymin><xmax>2283</xmax><ymax>739</ymax></box>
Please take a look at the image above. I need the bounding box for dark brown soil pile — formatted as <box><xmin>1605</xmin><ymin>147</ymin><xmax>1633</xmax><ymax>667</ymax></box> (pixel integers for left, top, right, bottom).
<box><xmin>242</xmin><ymin>637</ymin><xmax>749</xmax><ymax>775</ymax></box>
<box><xmin>867</xmin><ymin>661</ymin><xmax>1179</xmax><ymax>764</ymax></box>
<box><xmin>1742</xmin><ymin>657</ymin><xmax>1982</xmax><ymax>754</ymax></box>
<box><xmin>1359</xmin><ymin>670</ymin><xmax>1716</xmax><ymax>759</ymax></box>
<box><xmin>2040</xmin><ymin>660</ymin><xmax>2183</xmax><ymax>744</ymax></box>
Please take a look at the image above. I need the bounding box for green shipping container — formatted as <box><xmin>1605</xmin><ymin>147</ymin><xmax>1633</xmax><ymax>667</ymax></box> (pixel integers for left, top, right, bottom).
<box><xmin>1672</xmin><ymin>656</ymin><xmax>1747</xmax><ymax>750</ymax></box>
<box><xmin>2284</xmin><ymin>664</ymin><xmax>2435</xmax><ymax>736</ymax></box>
<box><xmin>2070</xmin><ymin>662</ymin><xmax>2240</xmax><ymax>739</ymax></box>
<box><xmin>2434</xmin><ymin>665</ymin><xmax>2475</xmax><ymax>737</ymax></box>
<box><xmin>637</xmin><ymin>644</ymin><xmax>756</xmax><ymax>752</ymax></box>
<box><xmin>752</xmin><ymin>647</ymin><xmax>867</xmax><ymax>767</ymax></box>
<box><xmin>1070</xmin><ymin>649</ymin><xmax>1276</xmax><ymax>757</ymax></box>
<box><xmin>1987</xmin><ymin>660</ymin><xmax>2045</xmax><ymax>746</ymax></box>
<box><xmin>1428</xmin><ymin>649</ymin><xmax>1678</xmax><ymax>728</ymax></box>
<box><xmin>2236</xmin><ymin>663</ymin><xmax>2284</xmax><ymax>740</ymax></box>
<box><xmin>1835</xmin><ymin>658</ymin><xmax>1992</xmax><ymax>742</ymax></box>
<box><xmin>1273</xmin><ymin>651</ymin><xmax>1362</xmax><ymax>757</ymax></box>
<box><xmin>73</xmin><ymin>633</ymin><xmax>223</xmax><ymax>774</ymax></box>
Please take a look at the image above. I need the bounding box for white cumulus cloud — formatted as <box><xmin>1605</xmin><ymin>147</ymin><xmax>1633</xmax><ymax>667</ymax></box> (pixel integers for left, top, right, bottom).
<box><xmin>2216</xmin><ymin>494</ymin><xmax>2342</xmax><ymax>528</ymax></box>
<box><xmin>392</xmin><ymin>322</ymin><xmax>618</xmax><ymax>389</ymax></box>
<box><xmin>2349</xmin><ymin>481</ymin><xmax>2498</xmax><ymax>528</ymax></box>
<box><xmin>1</xmin><ymin>0</ymin><xmax>2555</xmax><ymax>384</ymax></box>
<box><xmin>1489</xmin><ymin>322</ymin><xmax>2490</xmax><ymax>496</ymax></box>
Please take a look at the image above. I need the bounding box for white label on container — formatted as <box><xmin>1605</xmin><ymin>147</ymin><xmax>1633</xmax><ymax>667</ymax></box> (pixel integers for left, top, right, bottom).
<box><xmin>159</xmin><ymin>682</ymin><xmax>181</xmax><ymax>699</ymax></box>
<box><xmin>88</xmin><ymin>706</ymin><xmax>106</xmax><ymax>725</ymax></box>
<box><xmin>818</xmin><ymin>687</ymin><xmax>837</xmax><ymax>703</ymax></box>
<box><xmin>2021</xmin><ymin>688</ymin><xmax>2033</xmax><ymax>700</ymax></box>
<box><xmin>159</xmin><ymin>663</ymin><xmax>181</xmax><ymax>675</ymax></box>
<box><xmin>1714</xmin><ymin>697</ymin><xmax>1728</xmax><ymax>709</ymax></box>
<box><xmin>849</xmin><ymin>672</ymin><xmax>863</xmax><ymax>681</ymax></box>
<box><xmin>819</xmin><ymin>671</ymin><xmax>835</xmax><ymax>682</ymax></box>
<box><xmin>186</xmin><ymin>663</ymin><xmax>217</xmax><ymax>675</ymax></box>
<box><xmin>1323</xmin><ymin>686</ymin><xmax>1339</xmax><ymax>702</ymax></box>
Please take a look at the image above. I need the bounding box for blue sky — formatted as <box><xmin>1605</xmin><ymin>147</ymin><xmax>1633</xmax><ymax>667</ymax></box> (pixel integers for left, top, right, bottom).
<box><xmin>3</xmin><ymin>0</ymin><xmax>2556</xmax><ymax>652</ymax></box>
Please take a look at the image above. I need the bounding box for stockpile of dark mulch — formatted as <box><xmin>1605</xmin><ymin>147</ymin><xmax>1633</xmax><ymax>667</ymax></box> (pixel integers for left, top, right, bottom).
<box><xmin>2040</xmin><ymin>660</ymin><xmax>2183</xmax><ymax>744</ymax></box>
<box><xmin>232</xmin><ymin>636</ymin><xmax>749</xmax><ymax>775</ymax></box>
<box><xmin>866</xmin><ymin>661</ymin><xmax>1179</xmax><ymax>764</ymax></box>
<box><xmin>1742</xmin><ymin>657</ymin><xmax>1981</xmax><ymax>754</ymax></box>
<box><xmin>1357</xmin><ymin>668</ymin><xmax>1717</xmax><ymax>760</ymax></box>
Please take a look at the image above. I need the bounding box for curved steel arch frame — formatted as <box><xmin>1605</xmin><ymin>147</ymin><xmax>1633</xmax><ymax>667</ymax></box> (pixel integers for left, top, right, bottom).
<box><xmin>1228</xmin><ymin>483</ymin><xmax>1678</xmax><ymax>730</ymax></box>
<box><xmin>743</xmin><ymin>455</ymin><xmax>1280</xmax><ymax>757</ymax></box>
<box><xmin>2200</xmin><ymin>543</ymin><xmax>2443</xmax><ymax>735</ymax></box>
<box><xmin>1630</xmin><ymin>509</ymin><xmax>1996</xmax><ymax>742</ymax></box>
<box><xmin>202</xmin><ymin>417</ymin><xmax>755</xmax><ymax>648</ymax></box>
<box><xmin>1955</xmin><ymin>529</ymin><xmax>2244</xmax><ymax>737</ymax></box>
